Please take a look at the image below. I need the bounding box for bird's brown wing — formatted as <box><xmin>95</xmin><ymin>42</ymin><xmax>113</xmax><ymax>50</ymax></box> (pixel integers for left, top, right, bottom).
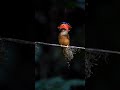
<box><xmin>67</xmin><ymin>34</ymin><xmax>70</xmax><ymax>40</ymax></box>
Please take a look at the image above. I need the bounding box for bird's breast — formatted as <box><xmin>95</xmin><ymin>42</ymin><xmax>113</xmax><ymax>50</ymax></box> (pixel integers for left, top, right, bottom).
<box><xmin>58</xmin><ymin>35</ymin><xmax>70</xmax><ymax>46</ymax></box>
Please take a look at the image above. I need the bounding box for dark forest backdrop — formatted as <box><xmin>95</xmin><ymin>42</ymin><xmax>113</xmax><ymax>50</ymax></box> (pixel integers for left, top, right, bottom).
<box><xmin>0</xmin><ymin>0</ymin><xmax>120</xmax><ymax>90</ymax></box>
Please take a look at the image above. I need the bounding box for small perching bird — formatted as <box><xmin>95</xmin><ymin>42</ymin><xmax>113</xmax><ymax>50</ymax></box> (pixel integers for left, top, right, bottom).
<box><xmin>58</xmin><ymin>22</ymin><xmax>74</xmax><ymax>62</ymax></box>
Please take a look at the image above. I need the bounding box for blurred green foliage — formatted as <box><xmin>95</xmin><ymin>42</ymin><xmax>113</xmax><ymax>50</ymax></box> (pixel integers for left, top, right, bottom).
<box><xmin>35</xmin><ymin>77</ymin><xmax>85</xmax><ymax>90</ymax></box>
<box><xmin>65</xmin><ymin>1</ymin><xmax>78</xmax><ymax>8</ymax></box>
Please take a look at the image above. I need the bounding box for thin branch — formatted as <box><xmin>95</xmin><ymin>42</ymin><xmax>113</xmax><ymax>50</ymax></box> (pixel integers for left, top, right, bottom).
<box><xmin>1</xmin><ymin>38</ymin><xmax>35</xmax><ymax>45</ymax></box>
<box><xmin>35</xmin><ymin>42</ymin><xmax>120</xmax><ymax>54</ymax></box>
<box><xmin>35</xmin><ymin>42</ymin><xmax>85</xmax><ymax>49</ymax></box>
<box><xmin>86</xmin><ymin>48</ymin><xmax>120</xmax><ymax>55</ymax></box>
<box><xmin>0</xmin><ymin>38</ymin><xmax>120</xmax><ymax>55</ymax></box>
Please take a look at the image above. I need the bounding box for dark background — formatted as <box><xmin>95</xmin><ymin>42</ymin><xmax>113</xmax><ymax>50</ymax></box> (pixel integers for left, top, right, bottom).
<box><xmin>0</xmin><ymin>0</ymin><xmax>85</xmax><ymax>90</ymax></box>
<box><xmin>0</xmin><ymin>0</ymin><xmax>120</xmax><ymax>90</ymax></box>
<box><xmin>0</xmin><ymin>41</ymin><xmax>34</xmax><ymax>90</ymax></box>
<box><xmin>86</xmin><ymin>0</ymin><xmax>120</xmax><ymax>90</ymax></box>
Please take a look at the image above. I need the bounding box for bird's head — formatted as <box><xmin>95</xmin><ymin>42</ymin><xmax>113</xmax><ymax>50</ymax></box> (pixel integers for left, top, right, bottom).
<box><xmin>58</xmin><ymin>22</ymin><xmax>72</xmax><ymax>32</ymax></box>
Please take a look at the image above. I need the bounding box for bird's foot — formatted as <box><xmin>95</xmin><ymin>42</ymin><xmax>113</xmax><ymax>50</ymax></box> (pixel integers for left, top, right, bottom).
<box><xmin>66</xmin><ymin>45</ymin><xmax>69</xmax><ymax>48</ymax></box>
<box><xmin>60</xmin><ymin>45</ymin><xmax>69</xmax><ymax>48</ymax></box>
<box><xmin>60</xmin><ymin>45</ymin><xmax>63</xmax><ymax>47</ymax></box>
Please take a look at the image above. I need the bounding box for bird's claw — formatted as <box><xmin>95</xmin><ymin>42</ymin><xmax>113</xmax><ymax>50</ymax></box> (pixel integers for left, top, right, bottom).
<box><xmin>60</xmin><ymin>45</ymin><xmax>69</xmax><ymax>48</ymax></box>
<box><xmin>66</xmin><ymin>45</ymin><xmax>69</xmax><ymax>48</ymax></box>
<box><xmin>60</xmin><ymin>45</ymin><xmax>63</xmax><ymax>47</ymax></box>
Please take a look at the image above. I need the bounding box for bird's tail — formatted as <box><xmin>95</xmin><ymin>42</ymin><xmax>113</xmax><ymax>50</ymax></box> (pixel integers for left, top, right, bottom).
<box><xmin>63</xmin><ymin>47</ymin><xmax>74</xmax><ymax>61</ymax></box>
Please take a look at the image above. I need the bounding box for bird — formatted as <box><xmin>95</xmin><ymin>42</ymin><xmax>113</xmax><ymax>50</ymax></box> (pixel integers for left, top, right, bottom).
<box><xmin>58</xmin><ymin>22</ymin><xmax>74</xmax><ymax>64</ymax></box>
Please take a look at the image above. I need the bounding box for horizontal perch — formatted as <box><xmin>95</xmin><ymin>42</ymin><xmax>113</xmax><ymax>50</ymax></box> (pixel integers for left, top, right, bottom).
<box><xmin>0</xmin><ymin>38</ymin><xmax>120</xmax><ymax>55</ymax></box>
